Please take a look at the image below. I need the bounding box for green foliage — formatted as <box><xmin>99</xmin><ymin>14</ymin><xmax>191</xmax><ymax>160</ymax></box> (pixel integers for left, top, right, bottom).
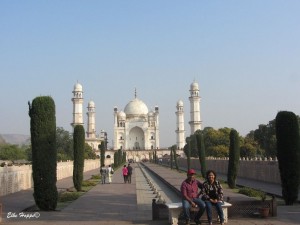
<box><xmin>253</xmin><ymin>120</ymin><xmax>277</xmax><ymax>157</ymax></box>
<box><xmin>28</xmin><ymin>96</ymin><xmax>58</xmax><ymax>210</ymax></box>
<box><xmin>195</xmin><ymin>132</ymin><xmax>206</xmax><ymax>178</ymax></box>
<box><xmin>73</xmin><ymin>125</ymin><xmax>85</xmax><ymax>192</ymax></box>
<box><xmin>170</xmin><ymin>146</ymin><xmax>173</xmax><ymax>169</ymax></box>
<box><xmin>122</xmin><ymin>151</ymin><xmax>126</xmax><ymax>163</ymax></box>
<box><xmin>227</xmin><ymin>129</ymin><xmax>240</xmax><ymax>189</ymax></box>
<box><xmin>0</xmin><ymin>144</ymin><xmax>27</xmax><ymax>161</ymax></box>
<box><xmin>56</xmin><ymin>127</ymin><xmax>73</xmax><ymax>161</ymax></box>
<box><xmin>238</xmin><ymin>187</ymin><xmax>265</xmax><ymax>199</ymax></box>
<box><xmin>113</xmin><ymin>149</ymin><xmax>123</xmax><ymax>168</ymax></box>
<box><xmin>209</xmin><ymin>145</ymin><xmax>228</xmax><ymax>157</ymax></box>
<box><xmin>276</xmin><ymin>111</ymin><xmax>300</xmax><ymax>205</ymax></box>
<box><xmin>240</xmin><ymin>134</ymin><xmax>258</xmax><ymax>158</ymax></box>
<box><xmin>170</xmin><ymin>145</ymin><xmax>179</xmax><ymax>170</ymax></box>
<box><xmin>58</xmin><ymin>191</ymin><xmax>82</xmax><ymax>202</ymax></box>
<box><xmin>99</xmin><ymin>142</ymin><xmax>105</xmax><ymax>166</ymax></box>
<box><xmin>82</xmin><ymin>180</ymin><xmax>98</xmax><ymax>186</ymax></box>
<box><xmin>202</xmin><ymin>127</ymin><xmax>231</xmax><ymax>157</ymax></box>
<box><xmin>91</xmin><ymin>174</ymin><xmax>101</xmax><ymax>179</ymax></box>
<box><xmin>186</xmin><ymin>137</ymin><xmax>191</xmax><ymax>170</ymax></box>
<box><xmin>84</xmin><ymin>143</ymin><xmax>96</xmax><ymax>159</ymax></box>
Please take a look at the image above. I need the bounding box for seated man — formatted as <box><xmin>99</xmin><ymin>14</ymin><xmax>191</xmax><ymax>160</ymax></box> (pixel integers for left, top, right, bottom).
<box><xmin>181</xmin><ymin>169</ymin><xmax>206</xmax><ymax>225</ymax></box>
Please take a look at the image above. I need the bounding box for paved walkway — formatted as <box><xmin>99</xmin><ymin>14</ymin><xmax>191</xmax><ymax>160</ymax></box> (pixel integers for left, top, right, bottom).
<box><xmin>0</xmin><ymin>163</ymin><xmax>299</xmax><ymax>225</ymax></box>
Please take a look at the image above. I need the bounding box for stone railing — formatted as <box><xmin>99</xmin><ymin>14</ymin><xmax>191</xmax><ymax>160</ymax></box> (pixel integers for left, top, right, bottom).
<box><xmin>0</xmin><ymin>159</ymin><xmax>100</xmax><ymax>197</ymax></box>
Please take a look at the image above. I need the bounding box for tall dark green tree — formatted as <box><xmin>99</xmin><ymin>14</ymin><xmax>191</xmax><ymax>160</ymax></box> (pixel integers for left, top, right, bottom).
<box><xmin>28</xmin><ymin>96</ymin><xmax>58</xmax><ymax>210</ymax></box>
<box><xmin>196</xmin><ymin>132</ymin><xmax>206</xmax><ymax>178</ymax></box>
<box><xmin>73</xmin><ymin>125</ymin><xmax>85</xmax><ymax>191</ymax></box>
<box><xmin>227</xmin><ymin>129</ymin><xmax>240</xmax><ymax>189</ymax></box>
<box><xmin>276</xmin><ymin>111</ymin><xmax>300</xmax><ymax>205</ymax></box>
<box><xmin>186</xmin><ymin>137</ymin><xmax>191</xmax><ymax>170</ymax></box>
<box><xmin>170</xmin><ymin>145</ymin><xmax>179</xmax><ymax>170</ymax></box>
<box><xmin>99</xmin><ymin>141</ymin><xmax>105</xmax><ymax>166</ymax></box>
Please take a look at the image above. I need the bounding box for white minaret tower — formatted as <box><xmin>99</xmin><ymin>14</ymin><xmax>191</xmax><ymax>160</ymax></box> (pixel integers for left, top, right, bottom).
<box><xmin>189</xmin><ymin>81</ymin><xmax>201</xmax><ymax>134</ymax></box>
<box><xmin>175</xmin><ymin>100</ymin><xmax>185</xmax><ymax>149</ymax></box>
<box><xmin>86</xmin><ymin>101</ymin><xmax>96</xmax><ymax>138</ymax></box>
<box><xmin>71</xmin><ymin>83</ymin><xmax>84</xmax><ymax>128</ymax></box>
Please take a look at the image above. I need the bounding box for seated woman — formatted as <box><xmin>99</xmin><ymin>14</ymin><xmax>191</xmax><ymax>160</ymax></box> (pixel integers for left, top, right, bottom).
<box><xmin>201</xmin><ymin>170</ymin><xmax>225</xmax><ymax>225</ymax></box>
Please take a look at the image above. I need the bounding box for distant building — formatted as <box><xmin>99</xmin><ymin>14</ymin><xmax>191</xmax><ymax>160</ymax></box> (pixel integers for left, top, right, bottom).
<box><xmin>71</xmin><ymin>83</ymin><xmax>101</xmax><ymax>156</ymax></box>
<box><xmin>70</xmin><ymin>80</ymin><xmax>202</xmax><ymax>162</ymax></box>
<box><xmin>113</xmin><ymin>89</ymin><xmax>159</xmax><ymax>150</ymax></box>
<box><xmin>189</xmin><ymin>81</ymin><xmax>202</xmax><ymax>134</ymax></box>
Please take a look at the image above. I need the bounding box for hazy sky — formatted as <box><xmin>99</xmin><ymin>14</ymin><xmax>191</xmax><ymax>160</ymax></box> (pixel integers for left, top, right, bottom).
<box><xmin>1</xmin><ymin>1</ymin><xmax>299</xmax><ymax>148</ymax></box>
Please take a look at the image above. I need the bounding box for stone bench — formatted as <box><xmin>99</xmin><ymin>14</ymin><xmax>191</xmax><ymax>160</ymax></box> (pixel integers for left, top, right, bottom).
<box><xmin>166</xmin><ymin>201</ymin><xmax>232</xmax><ymax>225</ymax></box>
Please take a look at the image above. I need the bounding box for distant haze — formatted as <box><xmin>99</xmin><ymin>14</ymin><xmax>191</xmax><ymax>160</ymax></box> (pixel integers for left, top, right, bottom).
<box><xmin>0</xmin><ymin>134</ymin><xmax>30</xmax><ymax>146</ymax></box>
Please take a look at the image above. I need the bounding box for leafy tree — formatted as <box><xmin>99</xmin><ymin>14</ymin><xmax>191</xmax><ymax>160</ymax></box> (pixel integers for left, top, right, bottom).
<box><xmin>253</xmin><ymin>120</ymin><xmax>277</xmax><ymax>157</ymax></box>
<box><xmin>202</xmin><ymin>127</ymin><xmax>231</xmax><ymax>157</ymax></box>
<box><xmin>28</xmin><ymin>96</ymin><xmax>58</xmax><ymax>210</ymax></box>
<box><xmin>56</xmin><ymin>127</ymin><xmax>73</xmax><ymax>161</ymax></box>
<box><xmin>0</xmin><ymin>144</ymin><xmax>26</xmax><ymax>161</ymax></box>
<box><xmin>73</xmin><ymin>125</ymin><xmax>85</xmax><ymax>191</ymax></box>
<box><xmin>24</xmin><ymin>145</ymin><xmax>32</xmax><ymax>161</ymax></box>
<box><xmin>276</xmin><ymin>111</ymin><xmax>300</xmax><ymax>205</ymax></box>
<box><xmin>227</xmin><ymin>129</ymin><xmax>240</xmax><ymax>189</ymax></box>
<box><xmin>209</xmin><ymin>145</ymin><xmax>228</xmax><ymax>157</ymax></box>
<box><xmin>84</xmin><ymin>143</ymin><xmax>97</xmax><ymax>159</ymax></box>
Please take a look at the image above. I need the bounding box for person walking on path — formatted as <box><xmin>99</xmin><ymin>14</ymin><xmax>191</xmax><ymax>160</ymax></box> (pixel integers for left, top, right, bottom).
<box><xmin>127</xmin><ymin>163</ymin><xmax>133</xmax><ymax>183</ymax></box>
<box><xmin>122</xmin><ymin>164</ymin><xmax>128</xmax><ymax>183</ymax></box>
<box><xmin>107</xmin><ymin>165</ymin><xmax>114</xmax><ymax>184</ymax></box>
<box><xmin>181</xmin><ymin>169</ymin><xmax>206</xmax><ymax>225</ymax></box>
<box><xmin>201</xmin><ymin>170</ymin><xmax>225</xmax><ymax>225</ymax></box>
<box><xmin>100</xmin><ymin>164</ymin><xmax>108</xmax><ymax>184</ymax></box>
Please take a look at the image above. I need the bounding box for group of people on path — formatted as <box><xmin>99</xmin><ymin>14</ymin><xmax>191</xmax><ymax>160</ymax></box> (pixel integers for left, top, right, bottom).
<box><xmin>122</xmin><ymin>163</ymin><xmax>133</xmax><ymax>183</ymax></box>
<box><xmin>100</xmin><ymin>163</ymin><xmax>133</xmax><ymax>184</ymax></box>
<box><xmin>181</xmin><ymin>169</ymin><xmax>225</xmax><ymax>225</ymax></box>
<box><xmin>100</xmin><ymin>164</ymin><xmax>114</xmax><ymax>184</ymax></box>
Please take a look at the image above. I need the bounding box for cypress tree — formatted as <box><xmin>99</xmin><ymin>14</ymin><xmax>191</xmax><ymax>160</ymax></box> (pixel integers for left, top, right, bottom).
<box><xmin>171</xmin><ymin>145</ymin><xmax>179</xmax><ymax>170</ymax></box>
<box><xmin>118</xmin><ymin>149</ymin><xmax>122</xmax><ymax>166</ymax></box>
<box><xmin>170</xmin><ymin>147</ymin><xmax>173</xmax><ymax>169</ymax></box>
<box><xmin>73</xmin><ymin>125</ymin><xmax>85</xmax><ymax>191</ymax></box>
<box><xmin>122</xmin><ymin>151</ymin><xmax>126</xmax><ymax>163</ymax></box>
<box><xmin>276</xmin><ymin>111</ymin><xmax>300</xmax><ymax>205</ymax></box>
<box><xmin>227</xmin><ymin>129</ymin><xmax>240</xmax><ymax>189</ymax></box>
<box><xmin>196</xmin><ymin>133</ymin><xmax>206</xmax><ymax>178</ymax></box>
<box><xmin>100</xmin><ymin>141</ymin><xmax>105</xmax><ymax>166</ymax></box>
<box><xmin>187</xmin><ymin>137</ymin><xmax>191</xmax><ymax>170</ymax></box>
<box><xmin>28</xmin><ymin>96</ymin><xmax>58</xmax><ymax>210</ymax></box>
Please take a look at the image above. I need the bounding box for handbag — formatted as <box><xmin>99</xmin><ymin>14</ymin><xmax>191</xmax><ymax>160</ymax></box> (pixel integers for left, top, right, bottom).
<box><xmin>110</xmin><ymin>170</ymin><xmax>114</xmax><ymax>174</ymax></box>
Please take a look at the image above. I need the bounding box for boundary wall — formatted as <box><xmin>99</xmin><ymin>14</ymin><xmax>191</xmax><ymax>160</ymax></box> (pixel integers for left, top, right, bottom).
<box><xmin>176</xmin><ymin>158</ymin><xmax>281</xmax><ymax>184</ymax></box>
<box><xmin>0</xmin><ymin>159</ymin><xmax>100</xmax><ymax>196</ymax></box>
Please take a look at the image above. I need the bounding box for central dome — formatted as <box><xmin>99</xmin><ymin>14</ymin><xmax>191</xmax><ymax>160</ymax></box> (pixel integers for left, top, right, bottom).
<box><xmin>124</xmin><ymin>98</ymin><xmax>149</xmax><ymax>116</ymax></box>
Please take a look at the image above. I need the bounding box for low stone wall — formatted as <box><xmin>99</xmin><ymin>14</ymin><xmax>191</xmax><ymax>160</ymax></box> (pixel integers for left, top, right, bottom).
<box><xmin>177</xmin><ymin>158</ymin><xmax>281</xmax><ymax>184</ymax></box>
<box><xmin>0</xmin><ymin>159</ymin><xmax>100</xmax><ymax>196</ymax></box>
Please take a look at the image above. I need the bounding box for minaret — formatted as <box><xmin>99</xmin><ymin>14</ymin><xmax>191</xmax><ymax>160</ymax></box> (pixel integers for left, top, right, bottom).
<box><xmin>154</xmin><ymin>105</ymin><xmax>160</xmax><ymax>148</ymax></box>
<box><xmin>189</xmin><ymin>81</ymin><xmax>201</xmax><ymax>134</ymax></box>
<box><xmin>71</xmin><ymin>83</ymin><xmax>84</xmax><ymax>128</ymax></box>
<box><xmin>86</xmin><ymin>101</ymin><xmax>96</xmax><ymax>138</ymax></box>
<box><xmin>175</xmin><ymin>100</ymin><xmax>185</xmax><ymax>149</ymax></box>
